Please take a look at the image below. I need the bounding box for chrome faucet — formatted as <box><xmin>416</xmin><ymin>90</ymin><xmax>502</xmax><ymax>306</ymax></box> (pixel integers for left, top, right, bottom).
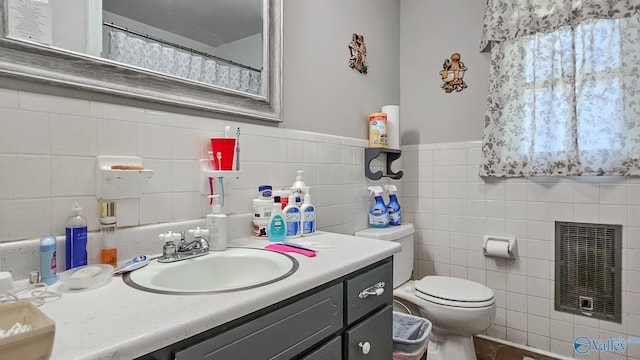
<box><xmin>158</xmin><ymin>229</ymin><xmax>210</xmax><ymax>263</ymax></box>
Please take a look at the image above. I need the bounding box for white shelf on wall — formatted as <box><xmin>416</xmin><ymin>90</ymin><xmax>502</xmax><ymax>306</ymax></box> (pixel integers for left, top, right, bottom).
<box><xmin>199</xmin><ymin>159</ymin><xmax>241</xmax><ymax>195</ymax></box>
<box><xmin>96</xmin><ymin>156</ymin><xmax>154</xmax><ymax>200</ymax></box>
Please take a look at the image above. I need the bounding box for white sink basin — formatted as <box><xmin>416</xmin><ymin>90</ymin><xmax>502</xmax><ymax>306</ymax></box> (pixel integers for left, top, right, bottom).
<box><xmin>123</xmin><ymin>247</ymin><xmax>298</xmax><ymax>294</ymax></box>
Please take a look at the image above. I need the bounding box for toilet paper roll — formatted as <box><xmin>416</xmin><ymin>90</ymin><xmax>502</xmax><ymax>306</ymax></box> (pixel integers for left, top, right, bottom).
<box><xmin>485</xmin><ymin>240</ymin><xmax>510</xmax><ymax>258</ymax></box>
<box><xmin>381</xmin><ymin>105</ymin><xmax>400</xmax><ymax>149</ymax></box>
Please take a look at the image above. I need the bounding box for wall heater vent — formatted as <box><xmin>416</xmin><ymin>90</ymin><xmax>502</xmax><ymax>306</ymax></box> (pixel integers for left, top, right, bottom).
<box><xmin>555</xmin><ymin>221</ymin><xmax>621</xmax><ymax>323</ymax></box>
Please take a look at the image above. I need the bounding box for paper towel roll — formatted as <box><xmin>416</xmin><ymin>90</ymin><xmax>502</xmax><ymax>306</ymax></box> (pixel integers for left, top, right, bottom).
<box><xmin>381</xmin><ymin>105</ymin><xmax>400</xmax><ymax>149</ymax></box>
<box><xmin>485</xmin><ymin>240</ymin><xmax>510</xmax><ymax>258</ymax></box>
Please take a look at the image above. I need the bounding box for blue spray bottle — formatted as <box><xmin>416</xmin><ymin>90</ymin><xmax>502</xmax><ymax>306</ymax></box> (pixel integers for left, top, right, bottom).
<box><xmin>385</xmin><ymin>184</ymin><xmax>402</xmax><ymax>226</ymax></box>
<box><xmin>368</xmin><ymin>186</ymin><xmax>388</xmax><ymax>228</ymax></box>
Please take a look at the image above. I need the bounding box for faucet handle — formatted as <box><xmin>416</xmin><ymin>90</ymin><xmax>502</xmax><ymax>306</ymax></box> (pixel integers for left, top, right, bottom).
<box><xmin>192</xmin><ymin>227</ymin><xmax>207</xmax><ymax>238</ymax></box>
<box><xmin>160</xmin><ymin>233</ymin><xmax>177</xmax><ymax>258</ymax></box>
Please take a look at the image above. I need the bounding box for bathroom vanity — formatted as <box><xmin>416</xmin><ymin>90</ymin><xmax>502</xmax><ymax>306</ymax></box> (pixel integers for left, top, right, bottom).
<box><xmin>37</xmin><ymin>231</ymin><xmax>399</xmax><ymax>360</ymax></box>
<box><xmin>140</xmin><ymin>259</ymin><xmax>393</xmax><ymax>360</ymax></box>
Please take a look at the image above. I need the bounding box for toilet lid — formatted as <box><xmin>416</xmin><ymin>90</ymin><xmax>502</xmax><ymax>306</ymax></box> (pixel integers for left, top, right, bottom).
<box><xmin>414</xmin><ymin>276</ymin><xmax>494</xmax><ymax>306</ymax></box>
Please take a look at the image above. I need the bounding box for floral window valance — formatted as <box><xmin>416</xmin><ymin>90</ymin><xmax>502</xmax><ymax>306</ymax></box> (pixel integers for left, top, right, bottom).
<box><xmin>479</xmin><ymin>0</ymin><xmax>640</xmax><ymax>177</ymax></box>
<box><xmin>480</xmin><ymin>0</ymin><xmax>640</xmax><ymax>52</ymax></box>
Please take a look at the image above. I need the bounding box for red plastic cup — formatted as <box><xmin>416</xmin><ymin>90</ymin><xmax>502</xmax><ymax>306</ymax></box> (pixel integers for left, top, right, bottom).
<box><xmin>210</xmin><ymin>138</ymin><xmax>236</xmax><ymax>170</ymax></box>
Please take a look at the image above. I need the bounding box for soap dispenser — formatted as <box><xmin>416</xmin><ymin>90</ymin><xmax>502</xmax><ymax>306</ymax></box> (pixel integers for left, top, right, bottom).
<box><xmin>290</xmin><ymin>170</ymin><xmax>308</xmax><ymax>206</ymax></box>
<box><xmin>65</xmin><ymin>202</ymin><xmax>88</xmax><ymax>269</ymax></box>
<box><xmin>268</xmin><ymin>196</ymin><xmax>287</xmax><ymax>242</ymax></box>
<box><xmin>300</xmin><ymin>193</ymin><xmax>316</xmax><ymax>236</ymax></box>
<box><xmin>283</xmin><ymin>193</ymin><xmax>301</xmax><ymax>238</ymax></box>
<box><xmin>206</xmin><ymin>195</ymin><xmax>227</xmax><ymax>251</ymax></box>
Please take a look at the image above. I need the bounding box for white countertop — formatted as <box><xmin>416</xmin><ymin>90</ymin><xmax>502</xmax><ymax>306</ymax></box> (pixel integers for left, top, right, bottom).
<box><xmin>41</xmin><ymin>232</ymin><xmax>400</xmax><ymax>360</ymax></box>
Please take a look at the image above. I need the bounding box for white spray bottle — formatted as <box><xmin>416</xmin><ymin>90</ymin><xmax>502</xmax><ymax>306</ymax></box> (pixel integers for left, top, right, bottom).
<box><xmin>206</xmin><ymin>195</ymin><xmax>227</xmax><ymax>251</ymax></box>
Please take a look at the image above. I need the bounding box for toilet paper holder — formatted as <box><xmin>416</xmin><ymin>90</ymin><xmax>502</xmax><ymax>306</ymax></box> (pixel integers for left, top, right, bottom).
<box><xmin>482</xmin><ymin>235</ymin><xmax>517</xmax><ymax>259</ymax></box>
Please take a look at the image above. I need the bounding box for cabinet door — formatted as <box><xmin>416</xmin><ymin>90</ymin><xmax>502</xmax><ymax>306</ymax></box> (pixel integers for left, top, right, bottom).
<box><xmin>175</xmin><ymin>284</ymin><xmax>343</xmax><ymax>360</ymax></box>
<box><xmin>344</xmin><ymin>305</ymin><xmax>392</xmax><ymax>360</ymax></box>
<box><xmin>299</xmin><ymin>337</ymin><xmax>342</xmax><ymax>360</ymax></box>
<box><xmin>345</xmin><ymin>260</ymin><xmax>392</xmax><ymax>325</ymax></box>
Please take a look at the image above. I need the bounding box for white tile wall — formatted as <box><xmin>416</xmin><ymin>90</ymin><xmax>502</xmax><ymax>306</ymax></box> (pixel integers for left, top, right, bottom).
<box><xmin>402</xmin><ymin>141</ymin><xmax>640</xmax><ymax>360</ymax></box>
<box><xmin>4</xmin><ymin>89</ymin><xmax>640</xmax><ymax>359</ymax></box>
<box><xmin>0</xmin><ymin>89</ymin><xmax>374</xmax><ymax>255</ymax></box>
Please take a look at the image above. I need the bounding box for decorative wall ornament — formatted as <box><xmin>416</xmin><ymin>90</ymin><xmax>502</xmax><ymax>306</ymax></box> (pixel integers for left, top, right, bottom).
<box><xmin>348</xmin><ymin>33</ymin><xmax>368</xmax><ymax>74</ymax></box>
<box><xmin>439</xmin><ymin>53</ymin><xmax>468</xmax><ymax>93</ymax></box>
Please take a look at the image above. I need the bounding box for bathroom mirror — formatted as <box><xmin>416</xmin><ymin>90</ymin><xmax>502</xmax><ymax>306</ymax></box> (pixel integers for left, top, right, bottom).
<box><xmin>0</xmin><ymin>0</ymin><xmax>282</xmax><ymax>122</ymax></box>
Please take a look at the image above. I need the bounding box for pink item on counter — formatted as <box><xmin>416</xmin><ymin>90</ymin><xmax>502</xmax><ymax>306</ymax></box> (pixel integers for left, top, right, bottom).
<box><xmin>264</xmin><ymin>244</ymin><xmax>316</xmax><ymax>257</ymax></box>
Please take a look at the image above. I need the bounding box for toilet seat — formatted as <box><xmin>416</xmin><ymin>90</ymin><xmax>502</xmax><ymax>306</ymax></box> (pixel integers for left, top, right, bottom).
<box><xmin>414</xmin><ymin>276</ymin><xmax>495</xmax><ymax>308</ymax></box>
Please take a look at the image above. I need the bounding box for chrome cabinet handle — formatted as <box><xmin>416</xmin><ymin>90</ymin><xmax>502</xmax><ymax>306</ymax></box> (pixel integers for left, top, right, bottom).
<box><xmin>358</xmin><ymin>341</ymin><xmax>371</xmax><ymax>354</ymax></box>
<box><xmin>358</xmin><ymin>281</ymin><xmax>385</xmax><ymax>299</ymax></box>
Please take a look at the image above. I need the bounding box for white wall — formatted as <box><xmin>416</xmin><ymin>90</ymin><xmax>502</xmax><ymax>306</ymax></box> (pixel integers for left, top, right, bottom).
<box><xmin>52</xmin><ymin>0</ymin><xmax>89</xmax><ymax>53</ymax></box>
<box><xmin>0</xmin><ymin>0</ymin><xmax>401</xmax><ymax>248</ymax></box>
<box><xmin>283</xmin><ymin>0</ymin><xmax>401</xmax><ymax>140</ymax></box>
<box><xmin>398</xmin><ymin>1</ymin><xmax>640</xmax><ymax>359</ymax></box>
<box><xmin>217</xmin><ymin>33</ymin><xmax>262</xmax><ymax>70</ymax></box>
<box><xmin>399</xmin><ymin>0</ymin><xmax>489</xmax><ymax>145</ymax></box>
<box><xmin>401</xmin><ymin>143</ymin><xmax>640</xmax><ymax>359</ymax></box>
<box><xmin>0</xmin><ymin>86</ymin><xmax>374</xmax><ymax>240</ymax></box>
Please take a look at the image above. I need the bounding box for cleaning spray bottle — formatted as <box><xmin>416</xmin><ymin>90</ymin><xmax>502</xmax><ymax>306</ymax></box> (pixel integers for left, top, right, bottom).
<box><xmin>368</xmin><ymin>186</ymin><xmax>388</xmax><ymax>228</ymax></box>
<box><xmin>385</xmin><ymin>184</ymin><xmax>402</xmax><ymax>226</ymax></box>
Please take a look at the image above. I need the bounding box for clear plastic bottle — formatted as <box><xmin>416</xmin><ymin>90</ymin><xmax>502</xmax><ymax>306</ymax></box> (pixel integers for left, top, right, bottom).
<box><xmin>100</xmin><ymin>201</ymin><xmax>118</xmax><ymax>267</ymax></box>
<box><xmin>268</xmin><ymin>196</ymin><xmax>287</xmax><ymax>242</ymax></box>
<box><xmin>300</xmin><ymin>193</ymin><xmax>316</xmax><ymax>236</ymax></box>
<box><xmin>65</xmin><ymin>202</ymin><xmax>88</xmax><ymax>270</ymax></box>
<box><xmin>39</xmin><ymin>235</ymin><xmax>57</xmax><ymax>285</ymax></box>
<box><xmin>207</xmin><ymin>195</ymin><xmax>227</xmax><ymax>251</ymax></box>
<box><xmin>283</xmin><ymin>194</ymin><xmax>301</xmax><ymax>238</ymax></box>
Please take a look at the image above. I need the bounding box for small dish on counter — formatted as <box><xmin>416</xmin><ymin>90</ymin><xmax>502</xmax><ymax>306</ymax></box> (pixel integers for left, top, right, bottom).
<box><xmin>58</xmin><ymin>264</ymin><xmax>113</xmax><ymax>290</ymax></box>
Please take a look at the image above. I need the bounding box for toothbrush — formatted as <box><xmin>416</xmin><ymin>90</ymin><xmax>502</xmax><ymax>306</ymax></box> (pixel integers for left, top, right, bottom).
<box><xmin>208</xmin><ymin>151</ymin><xmax>214</xmax><ymax>204</ymax></box>
<box><xmin>235</xmin><ymin>127</ymin><xmax>240</xmax><ymax>170</ymax></box>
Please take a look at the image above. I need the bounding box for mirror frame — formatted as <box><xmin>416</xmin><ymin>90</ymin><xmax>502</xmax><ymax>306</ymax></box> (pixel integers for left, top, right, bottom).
<box><xmin>0</xmin><ymin>0</ymin><xmax>282</xmax><ymax>122</ymax></box>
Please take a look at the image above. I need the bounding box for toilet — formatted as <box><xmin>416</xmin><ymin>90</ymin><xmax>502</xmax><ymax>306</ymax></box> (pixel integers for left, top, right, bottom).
<box><xmin>354</xmin><ymin>224</ymin><xmax>496</xmax><ymax>360</ymax></box>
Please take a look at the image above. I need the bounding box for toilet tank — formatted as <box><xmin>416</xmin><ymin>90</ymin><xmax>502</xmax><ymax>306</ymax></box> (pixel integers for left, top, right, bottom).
<box><xmin>354</xmin><ymin>223</ymin><xmax>414</xmax><ymax>288</ymax></box>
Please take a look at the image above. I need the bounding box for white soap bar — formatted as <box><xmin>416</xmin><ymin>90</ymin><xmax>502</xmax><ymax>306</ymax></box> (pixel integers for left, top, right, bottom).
<box><xmin>70</xmin><ymin>265</ymin><xmax>102</xmax><ymax>280</ymax></box>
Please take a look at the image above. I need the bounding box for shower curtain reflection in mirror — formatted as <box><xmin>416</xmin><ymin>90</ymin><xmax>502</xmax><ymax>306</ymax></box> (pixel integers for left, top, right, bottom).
<box><xmin>107</xmin><ymin>30</ymin><xmax>262</xmax><ymax>95</ymax></box>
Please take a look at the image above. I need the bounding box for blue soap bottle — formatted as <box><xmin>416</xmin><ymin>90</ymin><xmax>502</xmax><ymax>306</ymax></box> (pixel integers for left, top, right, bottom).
<box><xmin>300</xmin><ymin>193</ymin><xmax>316</xmax><ymax>236</ymax></box>
<box><xmin>386</xmin><ymin>185</ymin><xmax>402</xmax><ymax>226</ymax></box>
<box><xmin>39</xmin><ymin>235</ymin><xmax>57</xmax><ymax>285</ymax></box>
<box><xmin>283</xmin><ymin>194</ymin><xmax>301</xmax><ymax>238</ymax></box>
<box><xmin>368</xmin><ymin>186</ymin><xmax>388</xmax><ymax>228</ymax></box>
<box><xmin>65</xmin><ymin>202</ymin><xmax>88</xmax><ymax>269</ymax></box>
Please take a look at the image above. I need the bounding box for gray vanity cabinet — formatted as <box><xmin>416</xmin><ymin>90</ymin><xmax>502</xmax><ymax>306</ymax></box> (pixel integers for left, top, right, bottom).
<box><xmin>174</xmin><ymin>284</ymin><xmax>343</xmax><ymax>360</ymax></box>
<box><xmin>300</xmin><ymin>337</ymin><xmax>342</xmax><ymax>360</ymax></box>
<box><xmin>138</xmin><ymin>258</ymin><xmax>393</xmax><ymax>360</ymax></box>
<box><xmin>343</xmin><ymin>261</ymin><xmax>393</xmax><ymax>360</ymax></box>
<box><xmin>345</xmin><ymin>306</ymin><xmax>392</xmax><ymax>360</ymax></box>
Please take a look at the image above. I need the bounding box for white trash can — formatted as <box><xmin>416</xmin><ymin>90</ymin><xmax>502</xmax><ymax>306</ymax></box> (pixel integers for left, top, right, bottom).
<box><xmin>392</xmin><ymin>311</ymin><xmax>432</xmax><ymax>360</ymax></box>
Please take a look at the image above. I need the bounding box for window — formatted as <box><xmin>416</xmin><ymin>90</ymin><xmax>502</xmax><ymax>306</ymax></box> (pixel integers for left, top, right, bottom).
<box><xmin>479</xmin><ymin>2</ymin><xmax>640</xmax><ymax>177</ymax></box>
